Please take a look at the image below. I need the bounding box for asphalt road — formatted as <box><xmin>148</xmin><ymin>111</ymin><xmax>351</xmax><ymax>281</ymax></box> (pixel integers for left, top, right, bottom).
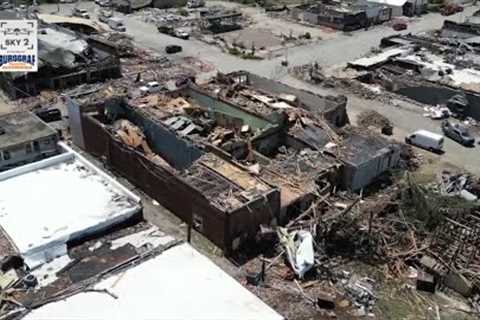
<box><xmin>37</xmin><ymin>2</ymin><xmax>480</xmax><ymax>174</ymax></box>
<box><xmin>42</xmin><ymin>3</ymin><xmax>478</xmax><ymax>74</ymax></box>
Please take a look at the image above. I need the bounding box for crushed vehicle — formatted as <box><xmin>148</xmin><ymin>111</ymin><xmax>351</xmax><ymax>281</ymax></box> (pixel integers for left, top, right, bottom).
<box><xmin>441</xmin><ymin>120</ymin><xmax>475</xmax><ymax>147</ymax></box>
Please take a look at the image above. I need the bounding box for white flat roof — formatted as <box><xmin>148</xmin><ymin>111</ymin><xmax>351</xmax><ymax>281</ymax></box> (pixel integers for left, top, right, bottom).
<box><xmin>367</xmin><ymin>0</ymin><xmax>407</xmax><ymax>7</ymax></box>
<box><xmin>0</xmin><ymin>143</ymin><xmax>141</xmax><ymax>268</ymax></box>
<box><xmin>24</xmin><ymin>243</ymin><xmax>284</xmax><ymax>320</ymax></box>
<box><xmin>349</xmin><ymin>48</ymin><xmax>407</xmax><ymax>68</ymax></box>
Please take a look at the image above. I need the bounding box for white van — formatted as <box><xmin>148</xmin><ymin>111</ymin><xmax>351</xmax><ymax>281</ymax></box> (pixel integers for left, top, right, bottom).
<box><xmin>107</xmin><ymin>17</ymin><xmax>126</xmax><ymax>32</ymax></box>
<box><xmin>405</xmin><ymin>130</ymin><xmax>444</xmax><ymax>153</ymax></box>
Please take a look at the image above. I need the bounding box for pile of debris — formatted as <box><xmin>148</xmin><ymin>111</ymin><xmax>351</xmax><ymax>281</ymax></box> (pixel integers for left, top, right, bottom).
<box><xmin>357</xmin><ymin>110</ymin><xmax>392</xmax><ymax>134</ymax></box>
<box><xmin>342</xmin><ymin>275</ymin><xmax>377</xmax><ymax>316</ymax></box>
<box><xmin>435</xmin><ymin>170</ymin><xmax>480</xmax><ymax>201</ymax></box>
<box><xmin>134</xmin><ymin>7</ymin><xmax>193</xmax><ymax>26</ymax></box>
<box><xmin>471</xmin><ymin>294</ymin><xmax>480</xmax><ymax>314</ymax></box>
<box><xmin>113</xmin><ymin>119</ymin><xmax>174</xmax><ymax>171</ymax></box>
<box><xmin>103</xmin><ymin>32</ymin><xmax>135</xmax><ymax>57</ymax></box>
<box><xmin>239</xmin><ymin>169</ymin><xmax>480</xmax><ymax>318</ymax></box>
<box><xmin>423</xmin><ymin>105</ymin><xmax>451</xmax><ymax>120</ymax></box>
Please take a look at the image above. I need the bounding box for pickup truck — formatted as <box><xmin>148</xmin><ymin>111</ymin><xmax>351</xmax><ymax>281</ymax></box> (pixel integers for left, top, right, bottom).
<box><xmin>157</xmin><ymin>25</ymin><xmax>190</xmax><ymax>40</ymax></box>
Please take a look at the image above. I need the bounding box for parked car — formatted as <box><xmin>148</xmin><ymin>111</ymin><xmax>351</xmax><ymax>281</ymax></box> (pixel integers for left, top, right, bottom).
<box><xmin>107</xmin><ymin>17</ymin><xmax>126</xmax><ymax>32</ymax></box>
<box><xmin>441</xmin><ymin>120</ymin><xmax>475</xmax><ymax>147</ymax></box>
<box><xmin>165</xmin><ymin>45</ymin><xmax>182</xmax><ymax>54</ymax></box>
<box><xmin>139</xmin><ymin>81</ymin><xmax>166</xmax><ymax>95</ymax></box>
<box><xmin>405</xmin><ymin>130</ymin><xmax>444</xmax><ymax>153</ymax></box>
<box><xmin>392</xmin><ymin>22</ymin><xmax>407</xmax><ymax>31</ymax></box>
<box><xmin>72</xmin><ymin>8</ymin><xmax>90</xmax><ymax>19</ymax></box>
<box><xmin>158</xmin><ymin>25</ymin><xmax>190</xmax><ymax>40</ymax></box>
<box><xmin>173</xmin><ymin>28</ymin><xmax>190</xmax><ymax>40</ymax></box>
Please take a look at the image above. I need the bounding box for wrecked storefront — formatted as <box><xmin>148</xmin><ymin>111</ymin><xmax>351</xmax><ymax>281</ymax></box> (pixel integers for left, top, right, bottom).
<box><xmin>69</xmin><ymin>96</ymin><xmax>280</xmax><ymax>254</ymax></box>
<box><xmin>67</xmin><ymin>72</ymin><xmax>404</xmax><ymax>253</ymax></box>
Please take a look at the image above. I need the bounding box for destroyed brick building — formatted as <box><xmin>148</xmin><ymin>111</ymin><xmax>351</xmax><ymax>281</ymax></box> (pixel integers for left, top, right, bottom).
<box><xmin>0</xmin><ymin>24</ymin><xmax>120</xmax><ymax>99</ymax></box>
<box><xmin>68</xmin><ymin>95</ymin><xmax>280</xmax><ymax>253</ymax></box>
<box><xmin>113</xmin><ymin>0</ymin><xmax>152</xmax><ymax>14</ymax></box>
<box><xmin>67</xmin><ymin>71</ymin><xmax>402</xmax><ymax>253</ymax></box>
<box><xmin>0</xmin><ymin>112</ymin><xmax>59</xmax><ymax>171</ymax></box>
<box><xmin>293</xmin><ymin>0</ymin><xmax>392</xmax><ymax>31</ymax></box>
<box><xmin>199</xmin><ymin>10</ymin><xmax>243</xmax><ymax>34</ymax></box>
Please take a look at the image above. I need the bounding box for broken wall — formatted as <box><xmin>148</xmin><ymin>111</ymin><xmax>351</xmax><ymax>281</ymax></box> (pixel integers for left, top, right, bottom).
<box><xmin>104</xmin><ymin>101</ymin><xmax>203</xmax><ymax>170</ymax></box>
<box><xmin>81</xmin><ymin>114</ymin><xmax>232</xmax><ymax>250</ymax></box>
<box><xmin>78</xmin><ymin>105</ymin><xmax>281</xmax><ymax>254</ymax></box>
<box><xmin>240</xmin><ymin>72</ymin><xmax>349</xmax><ymax>127</ymax></box>
<box><xmin>252</xmin><ymin>126</ymin><xmax>286</xmax><ymax>156</ymax></box>
<box><xmin>185</xmin><ymin>86</ymin><xmax>274</xmax><ymax>130</ymax></box>
<box><xmin>396</xmin><ymin>85</ymin><xmax>480</xmax><ymax>121</ymax></box>
<box><xmin>228</xmin><ymin>189</ymin><xmax>281</xmax><ymax>251</ymax></box>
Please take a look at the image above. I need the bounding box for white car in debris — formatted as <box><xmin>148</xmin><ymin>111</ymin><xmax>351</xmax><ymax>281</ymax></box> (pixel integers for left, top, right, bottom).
<box><xmin>139</xmin><ymin>81</ymin><xmax>165</xmax><ymax>95</ymax></box>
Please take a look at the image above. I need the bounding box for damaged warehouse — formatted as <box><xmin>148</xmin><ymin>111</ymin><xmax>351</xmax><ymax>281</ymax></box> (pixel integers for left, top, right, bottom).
<box><xmin>293</xmin><ymin>0</ymin><xmax>392</xmax><ymax>31</ymax></box>
<box><xmin>69</xmin><ymin>95</ymin><xmax>280</xmax><ymax>253</ymax></box>
<box><xmin>67</xmin><ymin>71</ymin><xmax>403</xmax><ymax>254</ymax></box>
<box><xmin>0</xmin><ymin>24</ymin><xmax>121</xmax><ymax>99</ymax></box>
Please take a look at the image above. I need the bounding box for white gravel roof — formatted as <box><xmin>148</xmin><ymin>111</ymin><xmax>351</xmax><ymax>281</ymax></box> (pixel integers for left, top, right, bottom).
<box><xmin>24</xmin><ymin>243</ymin><xmax>284</xmax><ymax>320</ymax></box>
<box><xmin>0</xmin><ymin>143</ymin><xmax>141</xmax><ymax>268</ymax></box>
